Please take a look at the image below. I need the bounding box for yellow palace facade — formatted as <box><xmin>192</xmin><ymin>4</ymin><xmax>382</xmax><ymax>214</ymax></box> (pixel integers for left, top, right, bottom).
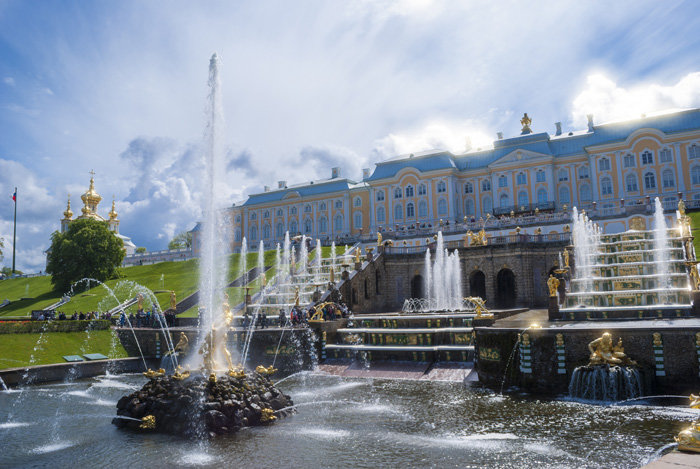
<box><xmin>195</xmin><ymin>109</ymin><xmax>700</xmax><ymax>253</ymax></box>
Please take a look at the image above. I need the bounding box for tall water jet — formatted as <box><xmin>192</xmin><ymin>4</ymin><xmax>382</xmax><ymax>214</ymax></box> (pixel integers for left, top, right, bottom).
<box><xmin>450</xmin><ymin>251</ymin><xmax>463</xmax><ymax>310</ymax></box>
<box><xmin>423</xmin><ymin>248</ymin><xmax>432</xmax><ymax>303</ymax></box>
<box><xmin>331</xmin><ymin>242</ymin><xmax>337</xmax><ymax>269</ymax></box>
<box><xmin>196</xmin><ymin>53</ymin><xmax>232</xmax><ymax>367</ymax></box>
<box><xmin>571</xmin><ymin>207</ymin><xmax>600</xmax><ymax>304</ymax></box>
<box><xmin>282</xmin><ymin>232</ymin><xmax>291</xmax><ymax>278</ymax></box>
<box><xmin>653</xmin><ymin>197</ymin><xmax>670</xmax><ymax>291</ymax></box>
<box><xmin>239</xmin><ymin>237</ymin><xmax>248</xmax><ymax>286</ymax></box>
<box><xmin>299</xmin><ymin>235</ymin><xmax>308</xmax><ymax>276</ymax></box>
<box><xmin>315</xmin><ymin>239</ymin><xmax>322</xmax><ymax>282</ymax></box>
<box><xmin>420</xmin><ymin>232</ymin><xmax>463</xmax><ymax>311</ymax></box>
<box><xmin>258</xmin><ymin>240</ymin><xmax>265</xmax><ymax>287</ymax></box>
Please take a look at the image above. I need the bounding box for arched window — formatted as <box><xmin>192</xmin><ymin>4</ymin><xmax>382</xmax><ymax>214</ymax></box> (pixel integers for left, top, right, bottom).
<box><xmin>405</xmin><ymin>185</ymin><xmax>414</xmax><ymax>198</ymax></box>
<box><xmin>418</xmin><ymin>200</ymin><xmax>428</xmax><ymax>218</ymax></box>
<box><xmin>418</xmin><ymin>184</ymin><xmax>427</xmax><ymax>195</ymax></box>
<box><xmin>437</xmin><ymin>181</ymin><xmax>447</xmax><ymax>193</ymax></box>
<box><xmin>624</xmin><ymin>154</ymin><xmax>635</xmax><ymax>168</ymax></box>
<box><xmin>558</xmin><ymin>169</ymin><xmax>569</xmax><ymax>182</ymax></box>
<box><xmin>516</xmin><ymin>172</ymin><xmax>526</xmax><ymax>185</ymax></box>
<box><xmin>499</xmin><ymin>193</ymin><xmax>510</xmax><ymax>208</ymax></box>
<box><xmin>234</xmin><ymin>229</ymin><xmax>241</xmax><ymax>242</ymax></box>
<box><xmin>354</xmin><ymin>212</ymin><xmax>362</xmax><ymax>228</ymax></box>
<box><xmin>692</xmin><ymin>166</ymin><xmax>700</xmax><ymax>185</ymax></box>
<box><xmin>394</xmin><ymin>204</ymin><xmax>403</xmax><ymax>220</ymax></box>
<box><xmin>276</xmin><ymin>209</ymin><xmax>283</xmax><ymax>217</ymax></box>
<box><xmin>580</xmin><ymin>184</ymin><xmax>592</xmax><ymax>201</ymax></box>
<box><xmin>250</xmin><ymin>212</ymin><xmax>257</xmax><ymax>220</ymax></box>
<box><xmin>354</xmin><ymin>197</ymin><xmax>362</xmax><ymax>207</ymax></box>
<box><xmin>482</xmin><ymin>179</ymin><xmax>491</xmax><ymax>192</ymax></box>
<box><xmin>536</xmin><ymin>170</ymin><xmax>546</xmax><ymax>183</ymax></box>
<box><xmin>437</xmin><ymin>198</ymin><xmax>447</xmax><ymax>216</ymax></box>
<box><xmin>626</xmin><ymin>174</ymin><xmax>638</xmax><ymax>192</ymax></box>
<box><xmin>660</xmin><ymin>148</ymin><xmax>673</xmax><ymax>163</ymax></box>
<box><xmin>465</xmin><ymin>198</ymin><xmax>474</xmax><ymax>215</ymax></box>
<box><xmin>537</xmin><ymin>188</ymin><xmax>548</xmax><ymax>205</ymax></box>
<box><xmin>304</xmin><ymin>218</ymin><xmax>312</xmax><ymax>234</ymax></box>
<box><xmin>394</xmin><ymin>187</ymin><xmax>402</xmax><ymax>199</ymax></box>
<box><xmin>319</xmin><ymin>202</ymin><xmax>327</xmax><ymax>211</ymax></box>
<box><xmin>601</xmin><ymin>177</ymin><xmax>613</xmax><ymax>195</ymax></box>
<box><xmin>598</xmin><ymin>158</ymin><xmax>611</xmax><ymax>171</ymax></box>
<box><xmin>264</xmin><ymin>210</ymin><xmax>270</xmax><ymax>218</ymax></box>
<box><xmin>290</xmin><ymin>221</ymin><xmax>298</xmax><ymax>234</ymax></box>
<box><xmin>517</xmin><ymin>191</ymin><xmax>528</xmax><ymax>207</ymax></box>
<box><xmin>559</xmin><ymin>186</ymin><xmax>570</xmax><ymax>204</ymax></box>
<box><xmin>641</xmin><ymin>151</ymin><xmax>654</xmax><ymax>165</ymax></box>
<box><xmin>276</xmin><ymin>223</ymin><xmax>284</xmax><ymax>238</ymax></box>
<box><xmin>644</xmin><ymin>172</ymin><xmax>656</xmax><ymax>190</ymax></box>
<box><xmin>498</xmin><ymin>175</ymin><xmax>508</xmax><ymax>188</ymax></box>
<box><xmin>250</xmin><ymin>225</ymin><xmax>258</xmax><ymax>241</ymax></box>
<box><xmin>376</xmin><ymin>190</ymin><xmax>385</xmax><ymax>201</ymax></box>
<box><xmin>263</xmin><ymin>224</ymin><xmax>270</xmax><ymax>239</ymax></box>
<box><xmin>662</xmin><ymin>169</ymin><xmax>675</xmax><ymax>189</ymax></box>
<box><xmin>235</xmin><ymin>215</ymin><xmax>241</xmax><ymax>223</ymax></box>
<box><xmin>334</xmin><ymin>200</ymin><xmax>342</xmax><ymax>209</ymax></box>
<box><xmin>464</xmin><ymin>182</ymin><xmax>473</xmax><ymax>194</ymax></box>
<box><xmin>334</xmin><ymin>215</ymin><xmax>343</xmax><ymax>231</ymax></box>
<box><xmin>319</xmin><ymin>217</ymin><xmax>328</xmax><ymax>233</ymax></box>
<box><xmin>579</xmin><ymin>166</ymin><xmax>589</xmax><ymax>179</ymax></box>
<box><xmin>483</xmin><ymin>196</ymin><xmax>493</xmax><ymax>214</ymax></box>
<box><xmin>304</xmin><ymin>204</ymin><xmax>312</xmax><ymax>213</ymax></box>
<box><xmin>406</xmin><ymin>202</ymin><xmax>415</xmax><ymax>218</ymax></box>
<box><xmin>376</xmin><ymin>207</ymin><xmax>385</xmax><ymax>223</ymax></box>
<box><xmin>290</xmin><ymin>207</ymin><xmax>297</xmax><ymax>215</ymax></box>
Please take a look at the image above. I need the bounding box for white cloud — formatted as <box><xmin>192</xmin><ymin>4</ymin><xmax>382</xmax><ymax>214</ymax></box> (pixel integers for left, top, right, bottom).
<box><xmin>571</xmin><ymin>72</ymin><xmax>700</xmax><ymax>127</ymax></box>
<box><xmin>372</xmin><ymin>118</ymin><xmax>494</xmax><ymax>158</ymax></box>
<box><xmin>3</xmin><ymin>77</ymin><xmax>15</xmax><ymax>86</ymax></box>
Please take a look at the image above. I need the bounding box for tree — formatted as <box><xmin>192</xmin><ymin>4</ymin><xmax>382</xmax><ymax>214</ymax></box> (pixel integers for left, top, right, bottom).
<box><xmin>0</xmin><ymin>236</ymin><xmax>3</xmax><ymax>262</ymax></box>
<box><xmin>46</xmin><ymin>218</ymin><xmax>125</xmax><ymax>293</ymax></box>
<box><xmin>135</xmin><ymin>247</ymin><xmax>147</xmax><ymax>253</ymax></box>
<box><xmin>168</xmin><ymin>231</ymin><xmax>192</xmax><ymax>250</ymax></box>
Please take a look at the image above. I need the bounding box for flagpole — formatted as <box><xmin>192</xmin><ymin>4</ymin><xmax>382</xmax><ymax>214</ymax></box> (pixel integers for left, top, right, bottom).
<box><xmin>12</xmin><ymin>187</ymin><xmax>17</xmax><ymax>274</ymax></box>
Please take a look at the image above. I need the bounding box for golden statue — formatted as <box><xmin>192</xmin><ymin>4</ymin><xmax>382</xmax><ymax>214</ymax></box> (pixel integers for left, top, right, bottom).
<box><xmin>676</xmin><ymin>394</ymin><xmax>700</xmax><ymax>453</ymax></box>
<box><xmin>692</xmin><ymin>265</ymin><xmax>700</xmax><ymax>290</ymax></box>
<box><xmin>520</xmin><ymin>113</ymin><xmax>532</xmax><ymax>133</ymax></box>
<box><xmin>587</xmin><ymin>333</ymin><xmax>637</xmax><ymax>366</ymax></box>
<box><xmin>169</xmin><ymin>291</ymin><xmax>177</xmax><ymax>311</ymax></box>
<box><xmin>555</xmin><ymin>333</ymin><xmax>564</xmax><ymax>347</ymax></box>
<box><xmin>294</xmin><ymin>287</ymin><xmax>300</xmax><ymax>307</ymax></box>
<box><xmin>547</xmin><ymin>275</ymin><xmax>560</xmax><ymax>297</ymax></box>
<box><xmin>653</xmin><ymin>332</ymin><xmax>662</xmax><ymax>347</ymax></box>
<box><xmin>520</xmin><ymin>333</ymin><xmax>530</xmax><ymax>346</ymax></box>
<box><xmin>255</xmin><ymin>365</ymin><xmax>277</xmax><ymax>376</ymax></box>
<box><xmin>696</xmin><ymin>332</ymin><xmax>700</xmax><ymax>348</ymax></box>
<box><xmin>329</xmin><ymin>266</ymin><xmax>335</xmax><ymax>283</ymax></box>
<box><xmin>228</xmin><ymin>367</ymin><xmax>245</xmax><ymax>379</ymax></box>
<box><xmin>377</xmin><ymin>232</ymin><xmax>382</xmax><ymax>246</ymax></box>
<box><xmin>139</xmin><ymin>415</ymin><xmax>156</xmax><ymax>430</ymax></box>
<box><xmin>260</xmin><ymin>408</ymin><xmax>277</xmax><ymax>423</ymax></box>
<box><xmin>465</xmin><ymin>296</ymin><xmax>490</xmax><ymax>317</ymax></box>
<box><xmin>563</xmin><ymin>250</ymin><xmax>570</xmax><ymax>268</ymax></box>
<box><xmin>354</xmin><ymin>248</ymin><xmax>361</xmax><ymax>264</ymax></box>
<box><xmin>137</xmin><ymin>293</ymin><xmax>144</xmax><ymax>311</ymax></box>
<box><xmin>143</xmin><ymin>368</ymin><xmax>165</xmax><ymax>379</ymax></box>
<box><xmin>679</xmin><ymin>199</ymin><xmax>687</xmax><ymax>216</ymax></box>
<box><xmin>172</xmin><ymin>366</ymin><xmax>190</xmax><ymax>381</ymax></box>
<box><xmin>174</xmin><ymin>332</ymin><xmax>189</xmax><ymax>354</ymax></box>
<box><xmin>198</xmin><ymin>293</ymin><xmax>235</xmax><ymax>373</ymax></box>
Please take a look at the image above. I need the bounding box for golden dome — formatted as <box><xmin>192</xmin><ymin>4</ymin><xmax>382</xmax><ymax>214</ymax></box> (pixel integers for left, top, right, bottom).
<box><xmin>62</xmin><ymin>196</ymin><xmax>73</xmax><ymax>220</ymax></box>
<box><xmin>109</xmin><ymin>198</ymin><xmax>118</xmax><ymax>220</ymax></box>
<box><xmin>81</xmin><ymin>174</ymin><xmax>102</xmax><ymax>208</ymax></box>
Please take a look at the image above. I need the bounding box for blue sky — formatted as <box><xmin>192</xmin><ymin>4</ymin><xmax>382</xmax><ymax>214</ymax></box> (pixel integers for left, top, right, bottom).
<box><xmin>1</xmin><ymin>0</ymin><xmax>699</xmax><ymax>272</ymax></box>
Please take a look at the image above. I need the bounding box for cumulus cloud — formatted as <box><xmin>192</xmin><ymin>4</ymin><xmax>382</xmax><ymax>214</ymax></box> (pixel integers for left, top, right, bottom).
<box><xmin>372</xmin><ymin>119</ymin><xmax>494</xmax><ymax>159</ymax></box>
<box><xmin>571</xmin><ymin>72</ymin><xmax>700</xmax><ymax>127</ymax></box>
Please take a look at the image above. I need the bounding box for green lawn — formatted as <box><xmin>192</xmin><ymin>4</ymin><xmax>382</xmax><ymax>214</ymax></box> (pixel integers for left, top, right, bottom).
<box><xmin>0</xmin><ymin>329</ymin><xmax>128</xmax><ymax>370</ymax></box>
<box><xmin>689</xmin><ymin>211</ymin><xmax>700</xmax><ymax>255</ymax></box>
<box><xmin>0</xmin><ymin>244</ymin><xmax>351</xmax><ymax>319</ymax></box>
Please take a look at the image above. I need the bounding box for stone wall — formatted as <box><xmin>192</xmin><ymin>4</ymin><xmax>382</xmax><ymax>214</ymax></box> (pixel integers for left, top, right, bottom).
<box><xmin>476</xmin><ymin>327</ymin><xmax>700</xmax><ymax>395</ymax></box>
<box><xmin>351</xmin><ymin>242</ymin><xmax>567</xmax><ymax>313</ymax></box>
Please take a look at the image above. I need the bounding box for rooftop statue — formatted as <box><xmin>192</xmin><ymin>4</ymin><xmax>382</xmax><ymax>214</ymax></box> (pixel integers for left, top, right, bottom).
<box><xmin>587</xmin><ymin>333</ymin><xmax>637</xmax><ymax>367</ymax></box>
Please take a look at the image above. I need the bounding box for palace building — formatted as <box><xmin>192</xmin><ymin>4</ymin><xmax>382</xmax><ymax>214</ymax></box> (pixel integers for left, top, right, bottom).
<box><xmin>191</xmin><ymin>108</ymin><xmax>700</xmax><ymax>254</ymax></box>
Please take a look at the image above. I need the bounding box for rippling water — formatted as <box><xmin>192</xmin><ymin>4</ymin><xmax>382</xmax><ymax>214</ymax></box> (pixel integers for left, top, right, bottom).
<box><xmin>0</xmin><ymin>372</ymin><xmax>695</xmax><ymax>468</ymax></box>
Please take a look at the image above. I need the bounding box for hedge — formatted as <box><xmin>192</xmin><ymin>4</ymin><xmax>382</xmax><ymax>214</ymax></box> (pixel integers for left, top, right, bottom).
<box><xmin>0</xmin><ymin>320</ymin><xmax>111</xmax><ymax>334</ymax></box>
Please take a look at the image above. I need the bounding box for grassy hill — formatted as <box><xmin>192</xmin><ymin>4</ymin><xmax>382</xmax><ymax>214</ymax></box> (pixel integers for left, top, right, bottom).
<box><xmin>0</xmin><ymin>244</ymin><xmax>350</xmax><ymax>318</ymax></box>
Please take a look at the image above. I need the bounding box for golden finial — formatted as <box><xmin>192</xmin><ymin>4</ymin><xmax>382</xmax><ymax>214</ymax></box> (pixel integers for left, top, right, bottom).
<box><xmin>109</xmin><ymin>196</ymin><xmax>118</xmax><ymax>220</ymax></box>
<box><xmin>62</xmin><ymin>194</ymin><xmax>73</xmax><ymax>220</ymax></box>
<box><xmin>520</xmin><ymin>113</ymin><xmax>532</xmax><ymax>134</ymax></box>
<box><xmin>81</xmin><ymin>170</ymin><xmax>102</xmax><ymax>212</ymax></box>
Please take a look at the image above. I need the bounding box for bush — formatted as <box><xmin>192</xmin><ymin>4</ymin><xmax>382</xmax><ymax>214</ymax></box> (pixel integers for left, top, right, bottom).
<box><xmin>0</xmin><ymin>320</ymin><xmax>111</xmax><ymax>334</ymax></box>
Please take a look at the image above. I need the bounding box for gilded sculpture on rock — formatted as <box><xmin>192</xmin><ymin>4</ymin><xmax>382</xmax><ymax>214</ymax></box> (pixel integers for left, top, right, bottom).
<box><xmin>547</xmin><ymin>275</ymin><xmax>560</xmax><ymax>298</ymax></box>
<box><xmin>587</xmin><ymin>333</ymin><xmax>637</xmax><ymax>366</ymax></box>
<box><xmin>198</xmin><ymin>293</ymin><xmax>235</xmax><ymax>373</ymax></box>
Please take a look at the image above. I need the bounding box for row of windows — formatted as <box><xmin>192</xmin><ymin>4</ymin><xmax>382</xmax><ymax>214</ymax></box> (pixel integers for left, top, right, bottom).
<box><xmin>245</xmin><ymin>213</ymin><xmax>365</xmax><ymax>241</ymax></box>
<box><xmin>247</xmin><ymin>199</ymin><xmax>358</xmax><ymax>221</ymax></box>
